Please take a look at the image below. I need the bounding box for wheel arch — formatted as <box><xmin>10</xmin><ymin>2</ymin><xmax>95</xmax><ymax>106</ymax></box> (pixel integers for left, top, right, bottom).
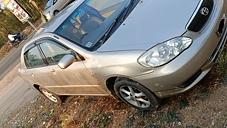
<box><xmin>105</xmin><ymin>76</ymin><xmax>143</xmax><ymax>98</ymax></box>
<box><xmin>106</xmin><ymin>76</ymin><xmax>160</xmax><ymax>97</ymax></box>
<box><xmin>106</xmin><ymin>77</ymin><xmax>118</xmax><ymax>97</ymax></box>
<box><xmin>33</xmin><ymin>84</ymin><xmax>40</xmax><ymax>91</ymax></box>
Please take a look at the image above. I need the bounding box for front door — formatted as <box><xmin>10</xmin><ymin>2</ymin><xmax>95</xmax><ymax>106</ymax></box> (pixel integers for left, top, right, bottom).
<box><xmin>38</xmin><ymin>40</ymin><xmax>108</xmax><ymax>95</ymax></box>
<box><xmin>24</xmin><ymin>45</ymin><xmax>64</xmax><ymax>94</ymax></box>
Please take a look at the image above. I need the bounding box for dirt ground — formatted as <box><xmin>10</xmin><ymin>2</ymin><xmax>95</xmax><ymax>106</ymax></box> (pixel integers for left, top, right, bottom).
<box><xmin>1</xmin><ymin>63</ymin><xmax>227</xmax><ymax>128</ymax></box>
<box><xmin>1</xmin><ymin>21</ymin><xmax>227</xmax><ymax>128</ymax></box>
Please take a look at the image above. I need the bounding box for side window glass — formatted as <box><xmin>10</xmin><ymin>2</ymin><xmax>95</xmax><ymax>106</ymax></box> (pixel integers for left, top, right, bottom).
<box><xmin>45</xmin><ymin>0</ymin><xmax>52</xmax><ymax>9</ymax></box>
<box><xmin>39</xmin><ymin>42</ymin><xmax>72</xmax><ymax>64</ymax></box>
<box><xmin>24</xmin><ymin>46</ymin><xmax>46</xmax><ymax>68</ymax></box>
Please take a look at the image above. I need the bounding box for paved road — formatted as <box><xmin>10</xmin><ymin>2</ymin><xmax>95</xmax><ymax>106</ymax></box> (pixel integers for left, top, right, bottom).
<box><xmin>0</xmin><ymin>33</ymin><xmax>35</xmax><ymax>80</ymax></box>
<box><xmin>0</xmin><ymin>44</ymin><xmax>23</xmax><ymax>80</ymax></box>
<box><xmin>0</xmin><ymin>32</ymin><xmax>40</xmax><ymax>125</ymax></box>
<box><xmin>0</xmin><ymin>77</ymin><xmax>39</xmax><ymax>125</ymax></box>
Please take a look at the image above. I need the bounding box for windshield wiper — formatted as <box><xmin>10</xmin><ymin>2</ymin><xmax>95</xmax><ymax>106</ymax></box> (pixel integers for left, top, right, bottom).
<box><xmin>101</xmin><ymin>0</ymin><xmax>135</xmax><ymax>44</ymax></box>
<box><xmin>120</xmin><ymin>0</ymin><xmax>134</xmax><ymax>23</ymax></box>
<box><xmin>101</xmin><ymin>8</ymin><xmax>127</xmax><ymax>44</ymax></box>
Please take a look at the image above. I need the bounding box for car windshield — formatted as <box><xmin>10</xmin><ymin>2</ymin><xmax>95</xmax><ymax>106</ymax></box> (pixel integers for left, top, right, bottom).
<box><xmin>55</xmin><ymin>0</ymin><xmax>130</xmax><ymax>50</ymax></box>
<box><xmin>45</xmin><ymin>0</ymin><xmax>53</xmax><ymax>9</ymax></box>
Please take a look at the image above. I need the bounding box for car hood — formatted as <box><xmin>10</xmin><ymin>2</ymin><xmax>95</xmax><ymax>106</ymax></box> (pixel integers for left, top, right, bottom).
<box><xmin>98</xmin><ymin>0</ymin><xmax>200</xmax><ymax>52</ymax></box>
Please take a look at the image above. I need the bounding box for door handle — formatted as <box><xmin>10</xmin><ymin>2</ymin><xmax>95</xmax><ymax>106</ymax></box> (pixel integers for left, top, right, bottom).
<box><xmin>30</xmin><ymin>73</ymin><xmax>35</xmax><ymax>77</ymax></box>
<box><xmin>50</xmin><ymin>69</ymin><xmax>57</xmax><ymax>75</ymax></box>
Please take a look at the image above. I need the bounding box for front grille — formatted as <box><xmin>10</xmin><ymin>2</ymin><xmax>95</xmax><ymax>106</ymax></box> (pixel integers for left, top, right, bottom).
<box><xmin>187</xmin><ymin>0</ymin><xmax>214</xmax><ymax>32</ymax></box>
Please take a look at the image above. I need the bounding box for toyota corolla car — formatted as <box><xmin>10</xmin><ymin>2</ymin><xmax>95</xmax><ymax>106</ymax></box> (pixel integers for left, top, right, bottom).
<box><xmin>18</xmin><ymin>0</ymin><xmax>227</xmax><ymax>110</ymax></box>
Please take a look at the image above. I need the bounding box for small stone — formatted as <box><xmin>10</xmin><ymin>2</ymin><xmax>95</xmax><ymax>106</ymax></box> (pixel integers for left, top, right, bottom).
<box><xmin>38</xmin><ymin>106</ymin><xmax>43</xmax><ymax>109</ymax></box>
<box><xmin>178</xmin><ymin>122</ymin><xmax>182</xmax><ymax>125</ymax></box>
<box><xmin>172</xmin><ymin>122</ymin><xmax>175</xmax><ymax>126</ymax></box>
<box><xmin>212</xmin><ymin>120</ymin><xmax>215</xmax><ymax>125</ymax></box>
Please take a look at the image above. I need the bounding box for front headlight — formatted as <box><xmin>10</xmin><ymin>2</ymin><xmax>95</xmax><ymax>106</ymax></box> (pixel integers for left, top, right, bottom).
<box><xmin>46</xmin><ymin>12</ymin><xmax>51</xmax><ymax>20</ymax></box>
<box><xmin>138</xmin><ymin>37</ymin><xmax>193</xmax><ymax>67</ymax></box>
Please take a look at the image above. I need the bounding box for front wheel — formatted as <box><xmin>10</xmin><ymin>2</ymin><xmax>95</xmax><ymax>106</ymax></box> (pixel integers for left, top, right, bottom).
<box><xmin>54</xmin><ymin>10</ymin><xmax>59</xmax><ymax>16</ymax></box>
<box><xmin>21</xmin><ymin>34</ymin><xmax>27</xmax><ymax>40</ymax></box>
<box><xmin>10</xmin><ymin>41</ymin><xmax>19</xmax><ymax>48</ymax></box>
<box><xmin>39</xmin><ymin>88</ymin><xmax>66</xmax><ymax>104</ymax></box>
<box><xmin>114</xmin><ymin>79</ymin><xmax>161</xmax><ymax>110</ymax></box>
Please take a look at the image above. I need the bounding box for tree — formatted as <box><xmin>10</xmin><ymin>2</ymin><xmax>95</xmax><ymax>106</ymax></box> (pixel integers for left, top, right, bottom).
<box><xmin>0</xmin><ymin>0</ymin><xmax>47</xmax><ymax>48</ymax></box>
<box><xmin>0</xmin><ymin>9</ymin><xmax>28</xmax><ymax>47</ymax></box>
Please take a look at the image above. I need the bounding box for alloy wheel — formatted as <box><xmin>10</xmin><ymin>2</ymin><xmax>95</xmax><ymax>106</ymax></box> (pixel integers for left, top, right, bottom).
<box><xmin>119</xmin><ymin>85</ymin><xmax>151</xmax><ymax>108</ymax></box>
<box><xmin>42</xmin><ymin>89</ymin><xmax>58</xmax><ymax>103</ymax></box>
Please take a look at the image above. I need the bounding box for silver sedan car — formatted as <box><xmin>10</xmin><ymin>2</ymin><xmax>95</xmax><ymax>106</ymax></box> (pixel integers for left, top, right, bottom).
<box><xmin>19</xmin><ymin>0</ymin><xmax>227</xmax><ymax>110</ymax></box>
<box><xmin>43</xmin><ymin>0</ymin><xmax>73</xmax><ymax>20</ymax></box>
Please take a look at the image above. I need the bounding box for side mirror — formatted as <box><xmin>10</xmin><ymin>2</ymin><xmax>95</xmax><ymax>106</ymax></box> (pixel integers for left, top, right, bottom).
<box><xmin>58</xmin><ymin>54</ymin><xmax>75</xmax><ymax>69</ymax></box>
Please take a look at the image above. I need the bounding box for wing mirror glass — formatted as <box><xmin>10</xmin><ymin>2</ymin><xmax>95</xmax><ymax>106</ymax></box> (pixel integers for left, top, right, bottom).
<box><xmin>58</xmin><ymin>54</ymin><xmax>75</xmax><ymax>69</ymax></box>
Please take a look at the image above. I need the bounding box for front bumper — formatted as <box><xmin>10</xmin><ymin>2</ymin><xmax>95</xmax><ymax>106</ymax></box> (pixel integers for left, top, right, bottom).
<box><xmin>132</xmin><ymin>1</ymin><xmax>227</xmax><ymax>98</ymax></box>
<box><xmin>157</xmin><ymin>19</ymin><xmax>227</xmax><ymax>98</ymax></box>
<box><xmin>135</xmin><ymin>24</ymin><xmax>227</xmax><ymax>98</ymax></box>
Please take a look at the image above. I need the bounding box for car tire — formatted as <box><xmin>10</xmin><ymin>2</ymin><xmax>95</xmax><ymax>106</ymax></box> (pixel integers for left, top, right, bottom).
<box><xmin>22</xmin><ymin>34</ymin><xmax>27</xmax><ymax>40</ymax></box>
<box><xmin>54</xmin><ymin>10</ymin><xmax>59</xmax><ymax>16</ymax></box>
<box><xmin>114</xmin><ymin>78</ymin><xmax>161</xmax><ymax>110</ymax></box>
<box><xmin>39</xmin><ymin>87</ymin><xmax>66</xmax><ymax>104</ymax></box>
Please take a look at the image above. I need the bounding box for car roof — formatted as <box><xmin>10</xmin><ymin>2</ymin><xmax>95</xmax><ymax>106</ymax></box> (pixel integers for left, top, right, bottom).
<box><xmin>41</xmin><ymin>0</ymin><xmax>85</xmax><ymax>33</ymax></box>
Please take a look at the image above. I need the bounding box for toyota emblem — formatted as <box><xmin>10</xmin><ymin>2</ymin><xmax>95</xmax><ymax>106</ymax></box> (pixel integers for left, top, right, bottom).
<box><xmin>200</xmin><ymin>7</ymin><xmax>209</xmax><ymax>16</ymax></box>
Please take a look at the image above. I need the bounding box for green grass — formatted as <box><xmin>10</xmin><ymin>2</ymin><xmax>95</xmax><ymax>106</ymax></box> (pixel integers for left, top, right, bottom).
<box><xmin>126</xmin><ymin>115</ymin><xmax>136</xmax><ymax>127</ymax></box>
<box><xmin>194</xmin><ymin>89</ymin><xmax>212</xmax><ymax>101</ymax></box>
<box><xmin>160</xmin><ymin>98</ymin><xmax>172</xmax><ymax>108</ymax></box>
<box><xmin>179</xmin><ymin>99</ymin><xmax>190</xmax><ymax>109</ymax></box>
<box><xmin>137</xmin><ymin>110</ymin><xmax>149</xmax><ymax>117</ymax></box>
<box><xmin>210</xmin><ymin>112</ymin><xmax>227</xmax><ymax>127</ymax></box>
<box><xmin>82</xmin><ymin>110</ymin><xmax>113</xmax><ymax>128</ymax></box>
<box><xmin>157</xmin><ymin>109</ymin><xmax>181</xmax><ymax>123</ymax></box>
<box><xmin>142</xmin><ymin>109</ymin><xmax>181</xmax><ymax>127</ymax></box>
<box><xmin>216</xmin><ymin>49</ymin><xmax>227</xmax><ymax>80</ymax></box>
<box><xmin>201</xmin><ymin>90</ymin><xmax>211</xmax><ymax>101</ymax></box>
<box><xmin>186</xmin><ymin>125</ymin><xmax>200</xmax><ymax>128</ymax></box>
<box><xmin>145</xmin><ymin>124</ymin><xmax>164</xmax><ymax>128</ymax></box>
